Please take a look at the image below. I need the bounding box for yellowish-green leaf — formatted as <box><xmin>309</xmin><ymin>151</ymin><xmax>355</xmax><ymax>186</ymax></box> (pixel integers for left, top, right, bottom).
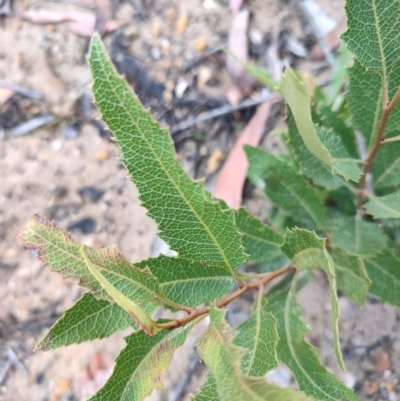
<box><xmin>196</xmin><ymin>308</ymin><xmax>315</xmax><ymax>401</ymax></box>
<box><xmin>18</xmin><ymin>216</ymin><xmax>185</xmax><ymax>324</ymax></box>
<box><xmin>192</xmin><ymin>373</ymin><xmax>220</xmax><ymax>401</ymax></box>
<box><xmin>80</xmin><ymin>245</ymin><xmax>159</xmax><ymax>335</ymax></box>
<box><xmin>287</xmin><ymin>115</ymin><xmax>343</xmax><ymax>190</ymax></box>
<box><xmin>281</xmin><ymin>228</ymin><xmax>345</xmax><ymax>370</ymax></box>
<box><xmin>234</xmin><ymin>308</ymin><xmax>278</xmax><ymax>376</ymax></box>
<box><xmin>316</xmin><ymin>125</ymin><xmax>362</xmax><ymax>183</ymax></box>
<box><xmin>89</xmin><ymin>322</ymin><xmax>197</xmax><ymax>401</ymax></box>
<box><xmin>279</xmin><ymin>66</ymin><xmax>331</xmax><ymax>166</ymax></box>
<box><xmin>88</xmin><ymin>34</ymin><xmax>246</xmax><ymax>275</ymax></box>
<box><xmin>264</xmin><ymin>291</ymin><xmax>361</xmax><ymax>401</ymax></box>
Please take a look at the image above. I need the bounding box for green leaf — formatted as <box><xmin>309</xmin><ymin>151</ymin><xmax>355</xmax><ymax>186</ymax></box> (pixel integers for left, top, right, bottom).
<box><xmin>88</xmin><ymin>35</ymin><xmax>245</xmax><ymax>275</ymax></box>
<box><xmin>347</xmin><ymin>60</ymin><xmax>383</xmax><ymax>145</ymax></box>
<box><xmin>137</xmin><ymin>255</ymin><xmax>236</xmax><ymax>308</ymax></box>
<box><xmin>18</xmin><ymin>216</ymin><xmax>183</xmax><ymax>317</ymax></box>
<box><xmin>235</xmin><ymin>208</ymin><xmax>284</xmax><ymax>263</ymax></box>
<box><xmin>191</xmin><ymin>373</ymin><xmax>220</xmax><ymax>401</ymax></box>
<box><xmin>80</xmin><ymin>245</ymin><xmax>159</xmax><ymax>335</ymax></box>
<box><xmin>89</xmin><ymin>322</ymin><xmax>196</xmax><ymax>401</ymax></box>
<box><xmin>196</xmin><ymin>308</ymin><xmax>315</xmax><ymax>401</ymax></box>
<box><xmin>364</xmin><ymin>248</ymin><xmax>400</xmax><ymax>307</ymax></box>
<box><xmin>279</xmin><ymin>66</ymin><xmax>331</xmax><ymax>166</ymax></box>
<box><xmin>281</xmin><ymin>228</ymin><xmax>344</xmax><ymax>370</ymax></box>
<box><xmin>245</xmin><ymin>146</ymin><xmax>326</xmax><ymax>230</ymax></box>
<box><xmin>331</xmin><ymin>250</ymin><xmax>371</xmax><ymax>306</ymax></box>
<box><xmin>364</xmin><ymin>190</ymin><xmax>400</xmax><ymax>218</ymax></box>
<box><xmin>286</xmin><ymin>115</ymin><xmax>343</xmax><ymax>190</ymax></box>
<box><xmin>316</xmin><ymin>125</ymin><xmax>362</xmax><ymax>183</ymax></box>
<box><xmin>330</xmin><ymin>215</ymin><xmax>386</xmax><ymax>257</ymax></box>
<box><xmin>372</xmin><ymin>142</ymin><xmax>400</xmax><ymax>192</ymax></box>
<box><xmin>35</xmin><ymin>293</ymin><xmax>133</xmax><ymax>351</ymax></box>
<box><xmin>341</xmin><ymin>0</ymin><xmax>400</xmax><ymax>70</ymax></box>
<box><xmin>264</xmin><ymin>291</ymin><xmax>361</xmax><ymax>401</ymax></box>
<box><xmin>234</xmin><ymin>308</ymin><xmax>278</xmax><ymax>376</ymax></box>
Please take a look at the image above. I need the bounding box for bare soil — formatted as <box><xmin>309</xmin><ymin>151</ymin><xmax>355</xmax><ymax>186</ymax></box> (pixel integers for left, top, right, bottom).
<box><xmin>1</xmin><ymin>1</ymin><xmax>399</xmax><ymax>400</ymax></box>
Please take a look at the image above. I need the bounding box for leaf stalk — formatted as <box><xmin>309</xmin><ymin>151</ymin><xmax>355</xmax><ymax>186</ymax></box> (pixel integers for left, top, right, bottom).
<box><xmin>157</xmin><ymin>265</ymin><xmax>294</xmax><ymax>331</ymax></box>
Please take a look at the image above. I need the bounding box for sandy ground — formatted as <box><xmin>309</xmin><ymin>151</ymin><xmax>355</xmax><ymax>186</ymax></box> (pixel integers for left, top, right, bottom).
<box><xmin>1</xmin><ymin>1</ymin><xmax>399</xmax><ymax>400</ymax></box>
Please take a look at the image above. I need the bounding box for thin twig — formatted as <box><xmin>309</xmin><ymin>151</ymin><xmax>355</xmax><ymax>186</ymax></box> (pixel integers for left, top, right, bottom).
<box><xmin>0</xmin><ymin>359</ymin><xmax>12</xmax><ymax>386</ymax></box>
<box><xmin>0</xmin><ymin>80</ymin><xmax>43</xmax><ymax>99</ymax></box>
<box><xmin>358</xmin><ymin>86</ymin><xmax>400</xmax><ymax>206</ymax></box>
<box><xmin>157</xmin><ymin>265</ymin><xmax>294</xmax><ymax>330</ymax></box>
<box><xmin>296</xmin><ymin>0</ymin><xmax>336</xmax><ymax>70</ymax></box>
<box><xmin>170</xmin><ymin>92</ymin><xmax>282</xmax><ymax>135</ymax></box>
<box><xmin>6</xmin><ymin>347</ymin><xmax>29</xmax><ymax>376</ymax></box>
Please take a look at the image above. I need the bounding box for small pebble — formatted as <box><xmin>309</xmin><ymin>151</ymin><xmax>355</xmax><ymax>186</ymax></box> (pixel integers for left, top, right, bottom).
<box><xmin>78</xmin><ymin>186</ymin><xmax>104</xmax><ymax>203</ymax></box>
<box><xmin>176</xmin><ymin>14</ymin><xmax>188</xmax><ymax>34</ymax></box>
<box><xmin>95</xmin><ymin>150</ymin><xmax>109</xmax><ymax>161</ymax></box>
<box><xmin>67</xmin><ymin>217</ymin><xmax>95</xmax><ymax>234</ymax></box>
<box><xmin>194</xmin><ymin>37</ymin><xmax>207</xmax><ymax>52</ymax></box>
<box><xmin>62</xmin><ymin>123</ymin><xmax>79</xmax><ymax>140</ymax></box>
<box><xmin>56</xmin><ymin>378</ymin><xmax>70</xmax><ymax>392</ymax></box>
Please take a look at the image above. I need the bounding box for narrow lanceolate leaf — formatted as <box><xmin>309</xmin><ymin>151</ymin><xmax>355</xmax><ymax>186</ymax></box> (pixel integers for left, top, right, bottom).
<box><xmin>264</xmin><ymin>291</ymin><xmax>361</xmax><ymax>401</ymax></box>
<box><xmin>36</xmin><ymin>293</ymin><xmax>133</xmax><ymax>351</ymax></box>
<box><xmin>364</xmin><ymin>248</ymin><xmax>400</xmax><ymax>307</ymax></box>
<box><xmin>233</xmin><ymin>308</ymin><xmax>278</xmax><ymax>376</ymax></box>
<box><xmin>281</xmin><ymin>228</ymin><xmax>344</xmax><ymax>370</ymax></box>
<box><xmin>137</xmin><ymin>255</ymin><xmax>236</xmax><ymax>308</ymax></box>
<box><xmin>89</xmin><ymin>323</ymin><xmax>196</xmax><ymax>401</ymax></box>
<box><xmin>88</xmin><ymin>35</ymin><xmax>245</xmax><ymax>274</ymax></box>
<box><xmin>372</xmin><ymin>142</ymin><xmax>400</xmax><ymax>192</ymax></box>
<box><xmin>331</xmin><ymin>250</ymin><xmax>371</xmax><ymax>306</ymax></box>
<box><xmin>196</xmin><ymin>308</ymin><xmax>315</xmax><ymax>401</ymax></box>
<box><xmin>245</xmin><ymin>146</ymin><xmax>326</xmax><ymax>230</ymax></box>
<box><xmin>235</xmin><ymin>208</ymin><xmax>284</xmax><ymax>264</ymax></box>
<box><xmin>342</xmin><ymin>0</ymin><xmax>400</xmax><ymax>71</ymax></box>
<box><xmin>191</xmin><ymin>373</ymin><xmax>220</xmax><ymax>401</ymax></box>
<box><xmin>330</xmin><ymin>216</ymin><xmax>386</xmax><ymax>257</ymax></box>
<box><xmin>287</xmin><ymin>116</ymin><xmax>343</xmax><ymax>190</ymax></box>
<box><xmin>365</xmin><ymin>191</ymin><xmax>400</xmax><ymax>218</ymax></box>
<box><xmin>18</xmin><ymin>216</ymin><xmax>176</xmax><ymax>317</ymax></box>
<box><xmin>279</xmin><ymin>66</ymin><xmax>331</xmax><ymax>166</ymax></box>
<box><xmin>80</xmin><ymin>245</ymin><xmax>159</xmax><ymax>335</ymax></box>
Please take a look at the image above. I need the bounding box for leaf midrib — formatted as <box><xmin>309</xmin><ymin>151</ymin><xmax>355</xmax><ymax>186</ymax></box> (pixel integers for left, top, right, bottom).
<box><xmin>367</xmin><ymin>193</ymin><xmax>400</xmax><ymax>217</ymax></box>
<box><xmin>283</xmin><ymin>292</ymin><xmax>336</xmax><ymax>401</ymax></box>
<box><xmin>277</xmin><ymin>175</ymin><xmax>324</xmax><ymax>229</ymax></box>
<box><xmin>93</xmin><ymin>45</ymin><xmax>234</xmax><ymax>272</ymax></box>
<box><xmin>374</xmin><ymin>155</ymin><xmax>400</xmax><ymax>186</ymax></box>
